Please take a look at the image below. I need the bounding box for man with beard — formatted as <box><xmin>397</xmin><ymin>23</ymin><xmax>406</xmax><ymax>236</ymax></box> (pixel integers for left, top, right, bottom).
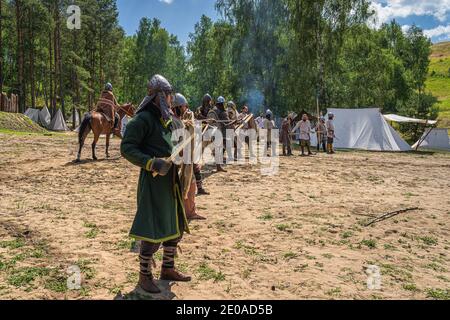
<box><xmin>208</xmin><ymin>96</ymin><xmax>230</xmax><ymax>172</ymax></box>
<box><xmin>121</xmin><ymin>75</ymin><xmax>191</xmax><ymax>294</ymax></box>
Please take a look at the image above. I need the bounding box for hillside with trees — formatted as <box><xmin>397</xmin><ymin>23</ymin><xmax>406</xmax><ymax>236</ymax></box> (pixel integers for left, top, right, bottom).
<box><xmin>426</xmin><ymin>41</ymin><xmax>450</xmax><ymax>127</ymax></box>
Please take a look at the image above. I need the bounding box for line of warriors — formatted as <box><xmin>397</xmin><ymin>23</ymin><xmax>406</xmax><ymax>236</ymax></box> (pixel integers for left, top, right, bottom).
<box><xmin>280</xmin><ymin>112</ymin><xmax>336</xmax><ymax>157</ymax></box>
<box><xmin>96</xmin><ymin>75</ymin><xmax>260</xmax><ymax>294</ymax></box>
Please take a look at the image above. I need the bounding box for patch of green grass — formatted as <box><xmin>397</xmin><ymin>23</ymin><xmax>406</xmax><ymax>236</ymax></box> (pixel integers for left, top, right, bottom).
<box><xmin>84</xmin><ymin>222</ymin><xmax>100</xmax><ymax>239</ymax></box>
<box><xmin>126</xmin><ymin>272</ymin><xmax>138</xmax><ymax>284</ymax></box>
<box><xmin>234</xmin><ymin>241</ymin><xmax>260</xmax><ymax>257</ymax></box>
<box><xmin>109</xmin><ymin>285</ymin><xmax>124</xmax><ymax>295</ymax></box>
<box><xmin>419</xmin><ymin>236</ymin><xmax>438</xmax><ymax>246</ymax></box>
<box><xmin>0</xmin><ymin>238</ymin><xmax>26</xmax><ymax>250</ymax></box>
<box><xmin>326</xmin><ymin>287</ymin><xmax>342</xmax><ymax>297</ymax></box>
<box><xmin>116</xmin><ymin>238</ymin><xmax>135</xmax><ymax>251</ymax></box>
<box><xmin>77</xmin><ymin>259</ymin><xmax>96</xmax><ymax>280</ymax></box>
<box><xmin>384</xmin><ymin>244</ymin><xmax>396</xmax><ymax>250</ymax></box>
<box><xmin>341</xmin><ymin>231</ymin><xmax>353</xmax><ymax>239</ymax></box>
<box><xmin>44</xmin><ymin>270</ymin><xmax>68</xmax><ymax>293</ymax></box>
<box><xmin>275</xmin><ymin>224</ymin><xmax>292</xmax><ymax>233</ymax></box>
<box><xmin>258</xmin><ymin>213</ymin><xmax>273</xmax><ymax>221</ymax></box>
<box><xmin>380</xmin><ymin>264</ymin><xmax>413</xmax><ymax>282</ymax></box>
<box><xmin>214</xmin><ymin>220</ymin><xmax>227</xmax><ymax>230</ymax></box>
<box><xmin>360</xmin><ymin>239</ymin><xmax>377</xmax><ymax>249</ymax></box>
<box><xmin>437</xmin><ymin>275</ymin><xmax>449</xmax><ymax>283</ymax></box>
<box><xmin>403</xmin><ymin>283</ymin><xmax>420</xmax><ymax>292</ymax></box>
<box><xmin>197</xmin><ymin>263</ymin><xmax>225</xmax><ymax>282</ymax></box>
<box><xmin>426</xmin><ymin>288</ymin><xmax>450</xmax><ymax>300</ymax></box>
<box><xmin>283</xmin><ymin>252</ymin><xmax>298</xmax><ymax>260</ymax></box>
<box><xmin>7</xmin><ymin>267</ymin><xmax>50</xmax><ymax>287</ymax></box>
<box><xmin>425</xmin><ymin>263</ymin><xmax>447</xmax><ymax>273</ymax></box>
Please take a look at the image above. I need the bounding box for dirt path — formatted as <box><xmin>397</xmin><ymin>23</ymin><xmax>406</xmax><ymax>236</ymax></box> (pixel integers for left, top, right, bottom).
<box><xmin>0</xmin><ymin>132</ymin><xmax>449</xmax><ymax>300</ymax></box>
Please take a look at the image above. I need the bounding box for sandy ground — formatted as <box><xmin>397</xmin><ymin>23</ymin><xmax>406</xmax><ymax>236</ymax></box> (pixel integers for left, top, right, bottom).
<box><xmin>0</xmin><ymin>132</ymin><xmax>449</xmax><ymax>300</ymax></box>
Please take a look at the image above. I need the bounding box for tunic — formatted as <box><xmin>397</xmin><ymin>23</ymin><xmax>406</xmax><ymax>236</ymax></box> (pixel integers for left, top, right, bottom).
<box><xmin>281</xmin><ymin>119</ymin><xmax>292</xmax><ymax>145</ymax></box>
<box><xmin>299</xmin><ymin>120</ymin><xmax>312</xmax><ymax>141</ymax></box>
<box><xmin>96</xmin><ymin>90</ymin><xmax>118</xmax><ymax>122</ymax></box>
<box><xmin>121</xmin><ymin>101</ymin><xmax>189</xmax><ymax>244</ymax></box>
<box><xmin>326</xmin><ymin>120</ymin><xmax>335</xmax><ymax>139</ymax></box>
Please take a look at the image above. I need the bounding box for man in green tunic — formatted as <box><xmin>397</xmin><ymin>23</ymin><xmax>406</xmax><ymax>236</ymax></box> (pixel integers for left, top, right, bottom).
<box><xmin>121</xmin><ymin>74</ymin><xmax>191</xmax><ymax>294</ymax></box>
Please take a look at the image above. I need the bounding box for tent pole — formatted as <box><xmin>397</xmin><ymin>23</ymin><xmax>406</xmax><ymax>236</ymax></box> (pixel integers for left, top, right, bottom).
<box><xmin>416</xmin><ymin>123</ymin><xmax>434</xmax><ymax>151</ymax></box>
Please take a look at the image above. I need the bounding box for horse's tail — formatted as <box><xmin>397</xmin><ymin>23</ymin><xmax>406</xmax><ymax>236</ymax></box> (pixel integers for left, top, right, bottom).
<box><xmin>78</xmin><ymin>113</ymin><xmax>92</xmax><ymax>144</ymax></box>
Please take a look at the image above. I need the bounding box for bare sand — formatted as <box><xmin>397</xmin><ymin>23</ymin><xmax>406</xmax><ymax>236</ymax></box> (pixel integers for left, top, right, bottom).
<box><xmin>0</xmin><ymin>132</ymin><xmax>449</xmax><ymax>300</ymax></box>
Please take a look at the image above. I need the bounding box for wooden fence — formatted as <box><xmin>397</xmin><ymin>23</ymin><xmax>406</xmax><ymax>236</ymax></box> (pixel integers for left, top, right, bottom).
<box><xmin>0</xmin><ymin>93</ymin><xmax>19</xmax><ymax>113</ymax></box>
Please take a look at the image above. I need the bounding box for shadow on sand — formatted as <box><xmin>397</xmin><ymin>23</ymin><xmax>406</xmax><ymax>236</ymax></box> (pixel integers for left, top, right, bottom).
<box><xmin>64</xmin><ymin>157</ymin><xmax>122</xmax><ymax>167</ymax></box>
<box><xmin>114</xmin><ymin>281</ymin><xmax>177</xmax><ymax>301</ymax></box>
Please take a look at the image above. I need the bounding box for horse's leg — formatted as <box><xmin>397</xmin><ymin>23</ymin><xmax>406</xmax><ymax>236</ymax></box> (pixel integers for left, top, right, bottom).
<box><xmin>77</xmin><ymin>130</ymin><xmax>89</xmax><ymax>162</ymax></box>
<box><xmin>92</xmin><ymin>132</ymin><xmax>100</xmax><ymax>161</ymax></box>
<box><xmin>106</xmin><ymin>131</ymin><xmax>110</xmax><ymax>159</ymax></box>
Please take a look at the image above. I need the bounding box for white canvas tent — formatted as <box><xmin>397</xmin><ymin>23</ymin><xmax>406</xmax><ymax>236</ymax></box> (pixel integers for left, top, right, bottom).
<box><xmin>48</xmin><ymin>109</ymin><xmax>69</xmax><ymax>131</ymax></box>
<box><xmin>38</xmin><ymin>106</ymin><xmax>51</xmax><ymax>128</ymax></box>
<box><xmin>24</xmin><ymin>108</ymin><xmax>40</xmax><ymax>123</ymax></box>
<box><xmin>412</xmin><ymin>128</ymin><xmax>450</xmax><ymax>151</ymax></box>
<box><xmin>310</xmin><ymin>108</ymin><xmax>411</xmax><ymax>152</ymax></box>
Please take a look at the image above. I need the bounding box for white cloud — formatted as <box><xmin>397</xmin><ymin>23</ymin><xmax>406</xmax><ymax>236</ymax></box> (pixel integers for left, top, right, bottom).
<box><xmin>423</xmin><ymin>24</ymin><xmax>450</xmax><ymax>39</ymax></box>
<box><xmin>370</xmin><ymin>0</ymin><xmax>450</xmax><ymax>26</ymax></box>
<box><xmin>159</xmin><ymin>0</ymin><xmax>174</xmax><ymax>4</ymax></box>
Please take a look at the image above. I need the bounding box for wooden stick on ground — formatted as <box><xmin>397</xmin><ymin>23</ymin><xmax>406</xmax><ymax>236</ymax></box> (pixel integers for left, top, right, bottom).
<box><xmin>365</xmin><ymin>207</ymin><xmax>420</xmax><ymax>227</ymax></box>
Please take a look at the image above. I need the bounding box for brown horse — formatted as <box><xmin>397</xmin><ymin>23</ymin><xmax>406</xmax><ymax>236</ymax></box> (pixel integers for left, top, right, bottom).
<box><xmin>76</xmin><ymin>103</ymin><xmax>135</xmax><ymax>162</ymax></box>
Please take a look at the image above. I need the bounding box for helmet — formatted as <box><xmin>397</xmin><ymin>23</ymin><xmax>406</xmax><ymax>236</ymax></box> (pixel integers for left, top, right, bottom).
<box><xmin>147</xmin><ymin>74</ymin><xmax>173</xmax><ymax>96</ymax></box>
<box><xmin>203</xmin><ymin>94</ymin><xmax>212</xmax><ymax>103</ymax></box>
<box><xmin>217</xmin><ymin>96</ymin><xmax>226</xmax><ymax>104</ymax></box>
<box><xmin>266</xmin><ymin>109</ymin><xmax>273</xmax><ymax>117</ymax></box>
<box><xmin>138</xmin><ymin>74</ymin><xmax>173</xmax><ymax>121</ymax></box>
<box><xmin>105</xmin><ymin>83</ymin><xmax>113</xmax><ymax>91</ymax></box>
<box><xmin>227</xmin><ymin>101</ymin><xmax>236</xmax><ymax>109</ymax></box>
<box><xmin>174</xmin><ymin>93</ymin><xmax>188</xmax><ymax>108</ymax></box>
<box><xmin>328</xmin><ymin>112</ymin><xmax>334</xmax><ymax>119</ymax></box>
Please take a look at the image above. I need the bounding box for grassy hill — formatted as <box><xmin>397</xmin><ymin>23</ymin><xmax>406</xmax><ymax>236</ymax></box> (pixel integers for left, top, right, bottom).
<box><xmin>426</xmin><ymin>41</ymin><xmax>450</xmax><ymax>128</ymax></box>
<box><xmin>0</xmin><ymin>112</ymin><xmax>47</xmax><ymax>134</ymax></box>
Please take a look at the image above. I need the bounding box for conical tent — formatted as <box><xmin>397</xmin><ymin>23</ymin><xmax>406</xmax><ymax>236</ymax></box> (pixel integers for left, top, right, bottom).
<box><xmin>311</xmin><ymin>108</ymin><xmax>411</xmax><ymax>152</ymax></box>
<box><xmin>38</xmin><ymin>106</ymin><xmax>51</xmax><ymax>128</ymax></box>
<box><xmin>48</xmin><ymin>109</ymin><xmax>69</xmax><ymax>131</ymax></box>
<box><xmin>413</xmin><ymin>128</ymin><xmax>450</xmax><ymax>151</ymax></box>
<box><xmin>24</xmin><ymin>108</ymin><xmax>40</xmax><ymax>123</ymax></box>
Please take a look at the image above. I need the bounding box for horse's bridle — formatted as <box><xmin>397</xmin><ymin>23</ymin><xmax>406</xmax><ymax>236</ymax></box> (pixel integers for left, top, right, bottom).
<box><xmin>117</xmin><ymin>104</ymin><xmax>135</xmax><ymax>118</ymax></box>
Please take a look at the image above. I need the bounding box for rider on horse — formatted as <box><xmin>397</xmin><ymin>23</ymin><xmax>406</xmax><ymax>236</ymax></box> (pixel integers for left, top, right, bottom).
<box><xmin>96</xmin><ymin>83</ymin><xmax>120</xmax><ymax>133</ymax></box>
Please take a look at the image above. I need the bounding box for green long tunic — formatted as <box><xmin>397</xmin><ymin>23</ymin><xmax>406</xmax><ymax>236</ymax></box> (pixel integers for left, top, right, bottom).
<box><xmin>121</xmin><ymin>103</ymin><xmax>189</xmax><ymax>244</ymax></box>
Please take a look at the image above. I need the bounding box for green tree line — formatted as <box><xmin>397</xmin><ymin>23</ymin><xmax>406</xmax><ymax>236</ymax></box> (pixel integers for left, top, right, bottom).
<box><xmin>0</xmin><ymin>0</ymin><xmax>438</xmax><ymax>139</ymax></box>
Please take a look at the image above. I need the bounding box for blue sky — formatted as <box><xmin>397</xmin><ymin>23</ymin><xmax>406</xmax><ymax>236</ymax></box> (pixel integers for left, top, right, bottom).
<box><xmin>117</xmin><ymin>0</ymin><xmax>219</xmax><ymax>45</ymax></box>
<box><xmin>116</xmin><ymin>0</ymin><xmax>450</xmax><ymax>44</ymax></box>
